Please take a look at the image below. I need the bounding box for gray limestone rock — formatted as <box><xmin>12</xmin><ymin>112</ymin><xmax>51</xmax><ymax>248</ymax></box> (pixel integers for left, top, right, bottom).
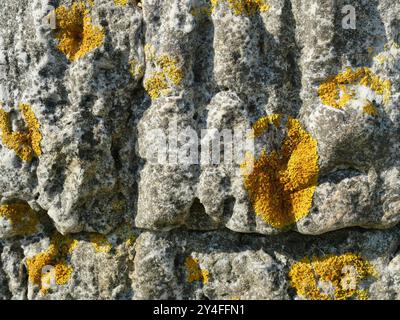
<box><xmin>0</xmin><ymin>0</ymin><xmax>399</xmax><ymax>299</ymax></box>
<box><xmin>133</xmin><ymin>228</ymin><xmax>400</xmax><ymax>300</ymax></box>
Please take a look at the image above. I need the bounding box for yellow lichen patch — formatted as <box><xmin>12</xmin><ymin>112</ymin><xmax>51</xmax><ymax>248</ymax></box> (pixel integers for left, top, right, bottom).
<box><xmin>190</xmin><ymin>6</ymin><xmax>213</xmax><ymax>17</ymax></box>
<box><xmin>318</xmin><ymin>67</ymin><xmax>392</xmax><ymax>114</ymax></box>
<box><xmin>241</xmin><ymin>115</ymin><xmax>319</xmax><ymax>229</ymax></box>
<box><xmin>376</xmin><ymin>41</ymin><xmax>400</xmax><ymax>64</ymax></box>
<box><xmin>20</xmin><ymin>104</ymin><xmax>42</xmax><ymax>157</ymax></box>
<box><xmin>26</xmin><ymin>234</ymin><xmax>78</xmax><ymax>294</ymax></box>
<box><xmin>289</xmin><ymin>253</ymin><xmax>376</xmax><ymax>300</ymax></box>
<box><xmin>0</xmin><ymin>203</ymin><xmax>39</xmax><ymax>236</ymax></box>
<box><xmin>251</xmin><ymin>114</ymin><xmax>282</xmax><ymax>138</ymax></box>
<box><xmin>362</xmin><ymin>101</ymin><xmax>379</xmax><ymax>117</ymax></box>
<box><xmin>0</xmin><ymin>104</ymin><xmax>42</xmax><ymax>161</ymax></box>
<box><xmin>144</xmin><ymin>44</ymin><xmax>183</xmax><ymax>100</ymax></box>
<box><xmin>211</xmin><ymin>0</ymin><xmax>270</xmax><ymax>16</ymax></box>
<box><xmin>124</xmin><ymin>234</ymin><xmax>136</xmax><ymax>247</ymax></box>
<box><xmin>114</xmin><ymin>0</ymin><xmax>128</xmax><ymax>5</ymax></box>
<box><xmin>367</xmin><ymin>47</ymin><xmax>375</xmax><ymax>55</ymax></box>
<box><xmin>185</xmin><ymin>256</ymin><xmax>209</xmax><ymax>284</ymax></box>
<box><xmin>374</xmin><ymin>53</ymin><xmax>388</xmax><ymax>65</ymax></box>
<box><xmin>53</xmin><ymin>232</ymin><xmax>79</xmax><ymax>256</ymax></box>
<box><xmin>128</xmin><ymin>59</ymin><xmax>144</xmax><ymax>79</ymax></box>
<box><xmin>89</xmin><ymin>233</ymin><xmax>112</xmax><ymax>253</ymax></box>
<box><xmin>54</xmin><ymin>2</ymin><xmax>105</xmax><ymax>61</ymax></box>
<box><xmin>54</xmin><ymin>262</ymin><xmax>74</xmax><ymax>285</ymax></box>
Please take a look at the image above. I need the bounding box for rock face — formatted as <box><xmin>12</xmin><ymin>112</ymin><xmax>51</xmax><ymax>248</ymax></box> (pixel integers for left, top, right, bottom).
<box><xmin>0</xmin><ymin>0</ymin><xmax>399</xmax><ymax>300</ymax></box>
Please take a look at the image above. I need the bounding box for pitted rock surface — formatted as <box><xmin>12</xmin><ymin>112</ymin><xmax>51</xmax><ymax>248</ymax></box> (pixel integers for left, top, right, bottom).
<box><xmin>0</xmin><ymin>0</ymin><xmax>399</xmax><ymax>299</ymax></box>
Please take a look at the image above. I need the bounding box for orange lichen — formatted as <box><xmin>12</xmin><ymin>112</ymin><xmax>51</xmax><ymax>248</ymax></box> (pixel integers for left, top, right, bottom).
<box><xmin>211</xmin><ymin>0</ymin><xmax>270</xmax><ymax>15</ymax></box>
<box><xmin>26</xmin><ymin>233</ymin><xmax>78</xmax><ymax>294</ymax></box>
<box><xmin>89</xmin><ymin>233</ymin><xmax>112</xmax><ymax>253</ymax></box>
<box><xmin>241</xmin><ymin>115</ymin><xmax>319</xmax><ymax>229</ymax></box>
<box><xmin>144</xmin><ymin>44</ymin><xmax>183</xmax><ymax>99</ymax></box>
<box><xmin>185</xmin><ymin>256</ymin><xmax>209</xmax><ymax>284</ymax></box>
<box><xmin>54</xmin><ymin>2</ymin><xmax>105</xmax><ymax>61</ymax></box>
<box><xmin>0</xmin><ymin>203</ymin><xmax>39</xmax><ymax>236</ymax></box>
<box><xmin>318</xmin><ymin>67</ymin><xmax>392</xmax><ymax>114</ymax></box>
<box><xmin>0</xmin><ymin>103</ymin><xmax>42</xmax><ymax>161</ymax></box>
<box><xmin>289</xmin><ymin>253</ymin><xmax>376</xmax><ymax>300</ymax></box>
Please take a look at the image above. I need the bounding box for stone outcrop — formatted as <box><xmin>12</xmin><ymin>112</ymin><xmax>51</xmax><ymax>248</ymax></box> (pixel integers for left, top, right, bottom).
<box><xmin>0</xmin><ymin>0</ymin><xmax>399</xmax><ymax>299</ymax></box>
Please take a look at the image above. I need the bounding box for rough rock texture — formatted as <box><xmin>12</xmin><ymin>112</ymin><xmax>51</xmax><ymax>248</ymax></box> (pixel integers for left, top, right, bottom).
<box><xmin>0</xmin><ymin>0</ymin><xmax>399</xmax><ymax>299</ymax></box>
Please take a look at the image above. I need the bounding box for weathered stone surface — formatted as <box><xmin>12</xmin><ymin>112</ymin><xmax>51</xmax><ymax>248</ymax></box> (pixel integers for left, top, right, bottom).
<box><xmin>0</xmin><ymin>0</ymin><xmax>399</xmax><ymax>299</ymax></box>
<box><xmin>21</xmin><ymin>225</ymin><xmax>137</xmax><ymax>300</ymax></box>
<box><xmin>133</xmin><ymin>228</ymin><xmax>400</xmax><ymax>300</ymax></box>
